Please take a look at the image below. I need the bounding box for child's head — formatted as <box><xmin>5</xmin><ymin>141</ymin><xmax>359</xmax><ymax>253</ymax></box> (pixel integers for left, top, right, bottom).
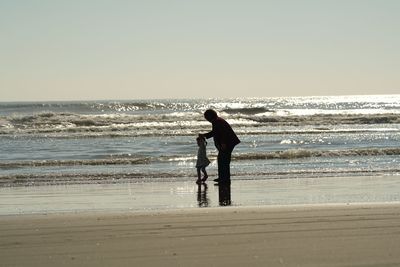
<box><xmin>196</xmin><ymin>135</ymin><xmax>207</xmax><ymax>146</ymax></box>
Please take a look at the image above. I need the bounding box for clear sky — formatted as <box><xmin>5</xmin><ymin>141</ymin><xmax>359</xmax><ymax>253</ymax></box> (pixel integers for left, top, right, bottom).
<box><xmin>1</xmin><ymin>0</ymin><xmax>399</xmax><ymax>101</ymax></box>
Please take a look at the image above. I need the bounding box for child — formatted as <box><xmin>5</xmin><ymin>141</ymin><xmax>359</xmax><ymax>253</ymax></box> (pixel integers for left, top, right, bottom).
<box><xmin>196</xmin><ymin>135</ymin><xmax>211</xmax><ymax>184</ymax></box>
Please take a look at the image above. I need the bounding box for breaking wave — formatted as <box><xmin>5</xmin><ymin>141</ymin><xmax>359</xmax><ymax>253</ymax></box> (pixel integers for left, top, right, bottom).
<box><xmin>1</xmin><ymin>111</ymin><xmax>399</xmax><ymax>137</ymax></box>
<box><xmin>0</xmin><ymin>158</ymin><xmax>151</xmax><ymax>168</ymax></box>
<box><xmin>1</xmin><ymin>167</ymin><xmax>399</xmax><ymax>187</ymax></box>
<box><xmin>222</xmin><ymin>107</ymin><xmax>271</xmax><ymax>115</ymax></box>
<box><xmin>234</xmin><ymin>147</ymin><xmax>400</xmax><ymax>160</ymax></box>
<box><xmin>246</xmin><ymin>113</ymin><xmax>400</xmax><ymax>125</ymax></box>
<box><xmin>1</xmin><ymin>147</ymin><xmax>399</xmax><ymax>170</ymax></box>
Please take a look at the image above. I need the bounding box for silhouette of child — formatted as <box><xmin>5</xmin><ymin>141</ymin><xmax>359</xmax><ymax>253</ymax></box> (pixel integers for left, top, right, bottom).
<box><xmin>196</xmin><ymin>135</ymin><xmax>211</xmax><ymax>184</ymax></box>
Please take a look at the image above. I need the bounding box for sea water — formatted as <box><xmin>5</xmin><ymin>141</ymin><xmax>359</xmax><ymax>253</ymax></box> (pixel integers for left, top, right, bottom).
<box><xmin>1</xmin><ymin>95</ymin><xmax>400</xmax><ymax>187</ymax></box>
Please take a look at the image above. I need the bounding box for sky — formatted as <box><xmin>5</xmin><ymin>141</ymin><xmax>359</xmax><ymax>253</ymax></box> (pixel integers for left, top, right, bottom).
<box><xmin>1</xmin><ymin>0</ymin><xmax>399</xmax><ymax>101</ymax></box>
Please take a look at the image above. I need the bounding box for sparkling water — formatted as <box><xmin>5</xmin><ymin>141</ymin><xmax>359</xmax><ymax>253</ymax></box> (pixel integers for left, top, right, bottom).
<box><xmin>1</xmin><ymin>95</ymin><xmax>399</xmax><ymax>186</ymax></box>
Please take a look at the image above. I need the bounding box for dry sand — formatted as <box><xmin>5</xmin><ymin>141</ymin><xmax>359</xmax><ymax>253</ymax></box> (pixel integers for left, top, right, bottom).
<box><xmin>1</xmin><ymin>204</ymin><xmax>400</xmax><ymax>267</ymax></box>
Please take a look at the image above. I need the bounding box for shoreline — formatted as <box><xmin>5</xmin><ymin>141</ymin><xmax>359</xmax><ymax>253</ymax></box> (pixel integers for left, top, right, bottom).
<box><xmin>1</xmin><ymin>174</ymin><xmax>400</xmax><ymax>216</ymax></box>
<box><xmin>1</xmin><ymin>203</ymin><xmax>400</xmax><ymax>266</ymax></box>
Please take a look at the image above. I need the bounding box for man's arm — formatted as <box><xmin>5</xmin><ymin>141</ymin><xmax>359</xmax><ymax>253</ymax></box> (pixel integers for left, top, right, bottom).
<box><xmin>203</xmin><ymin>130</ymin><xmax>214</xmax><ymax>139</ymax></box>
<box><xmin>199</xmin><ymin>127</ymin><xmax>214</xmax><ymax>139</ymax></box>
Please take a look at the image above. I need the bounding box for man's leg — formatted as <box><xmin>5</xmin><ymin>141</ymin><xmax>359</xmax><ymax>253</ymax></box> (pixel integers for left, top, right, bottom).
<box><xmin>217</xmin><ymin>149</ymin><xmax>232</xmax><ymax>183</ymax></box>
<box><xmin>218</xmin><ymin>183</ymin><xmax>231</xmax><ymax>206</ymax></box>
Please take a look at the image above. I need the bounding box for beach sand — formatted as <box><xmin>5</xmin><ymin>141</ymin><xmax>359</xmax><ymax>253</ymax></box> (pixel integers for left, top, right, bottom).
<box><xmin>1</xmin><ymin>204</ymin><xmax>400</xmax><ymax>267</ymax></box>
<box><xmin>1</xmin><ymin>175</ymin><xmax>400</xmax><ymax>266</ymax></box>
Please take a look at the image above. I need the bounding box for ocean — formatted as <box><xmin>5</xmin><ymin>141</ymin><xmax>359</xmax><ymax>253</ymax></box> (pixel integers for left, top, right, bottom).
<box><xmin>1</xmin><ymin>95</ymin><xmax>400</xmax><ymax>187</ymax></box>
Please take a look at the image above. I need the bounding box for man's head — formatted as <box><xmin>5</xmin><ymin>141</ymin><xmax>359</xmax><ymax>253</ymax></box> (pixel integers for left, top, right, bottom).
<box><xmin>204</xmin><ymin>109</ymin><xmax>218</xmax><ymax>122</ymax></box>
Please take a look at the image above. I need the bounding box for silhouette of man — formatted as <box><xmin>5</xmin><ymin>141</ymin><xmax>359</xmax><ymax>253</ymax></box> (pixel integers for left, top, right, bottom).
<box><xmin>199</xmin><ymin>109</ymin><xmax>240</xmax><ymax>184</ymax></box>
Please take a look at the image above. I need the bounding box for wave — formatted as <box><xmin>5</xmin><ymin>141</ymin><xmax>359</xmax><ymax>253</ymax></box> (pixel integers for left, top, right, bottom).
<box><xmin>1</xmin><ymin>147</ymin><xmax>399</xmax><ymax>170</ymax></box>
<box><xmin>1</xmin><ymin>111</ymin><xmax>399</xmax><ymax>137</ymax></box>
<box><xmin>246</xmin><ymin>113</ymin><xmax>400</xmax><ymax>125</ymax></box>
<box><xmin>222</xmin><ymin>107</ymin><xmax>271</xmax><ymax>115</ymax></box>
<box><xmin>0</xmin><ymin>158</ymin><xmax>151</xmax><ymax>168</ymax></box>
<box><xmin>234</xmin><ymin>147</ymin><xmax>400</xmax><ymax>160</ymax></box>
<box><xmin>0</xmin><ymin>112</ymin><xmax>206</xmax><ymax>136</ymax></box>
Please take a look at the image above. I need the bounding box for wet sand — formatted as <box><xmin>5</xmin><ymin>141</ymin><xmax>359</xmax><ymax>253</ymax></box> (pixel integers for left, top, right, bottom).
<box><xmin>1</xmin><ymin>204</ymin><xmax>400</xmax><ymax>267</ymax></box>
<box><xmin>1</xmin><ymin>175</ymin><xmax>400</xmax><ymax>215</ymax></box>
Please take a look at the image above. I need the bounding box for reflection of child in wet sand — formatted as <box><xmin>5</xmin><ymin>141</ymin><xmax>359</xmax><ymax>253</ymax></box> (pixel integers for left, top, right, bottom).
<box><xmin>196</xmin><ymin>135</ymin><xmax>211</xmax><ymax>184</ymax></box>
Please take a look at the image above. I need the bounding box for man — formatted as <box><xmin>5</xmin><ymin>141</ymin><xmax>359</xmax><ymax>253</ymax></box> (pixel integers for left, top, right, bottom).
<box><xmin>199</xmin><ymin>109</ymin><xmax>240</xmax><ymax>184</ymax></box>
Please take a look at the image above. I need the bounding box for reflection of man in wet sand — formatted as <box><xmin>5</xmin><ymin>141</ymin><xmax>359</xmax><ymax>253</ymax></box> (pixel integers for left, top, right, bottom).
<box><xmin>200</xmin><ymin>109</ymin><xmax>240</xmax><ymax>185</ymax></box>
